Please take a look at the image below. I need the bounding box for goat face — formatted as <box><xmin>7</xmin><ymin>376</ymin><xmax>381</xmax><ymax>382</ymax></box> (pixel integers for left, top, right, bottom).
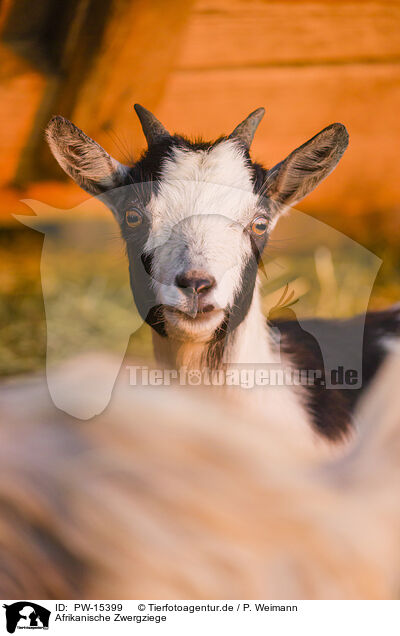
<box><xmin>131</xmin><ymin>138</ymin><xmax>269</xmax><ymax>342</ymax></box>
<box><xmin>46</xmin><ymin>106</ymin><xmax>348</xmax><ymax>342</ymax></box>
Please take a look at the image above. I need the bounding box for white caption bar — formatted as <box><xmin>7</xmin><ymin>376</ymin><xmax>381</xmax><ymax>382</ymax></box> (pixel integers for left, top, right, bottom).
<box><xmin>1</xmin><ymin>600</ymin><xmax>398</xmax><ymax>635</ymax></box>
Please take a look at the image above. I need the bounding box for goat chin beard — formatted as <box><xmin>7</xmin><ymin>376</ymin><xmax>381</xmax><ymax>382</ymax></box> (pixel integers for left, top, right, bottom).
<box><xmin>163</xmin><ymin>306</ymin><xmax>225</xmax><ymax>342</ymax></box>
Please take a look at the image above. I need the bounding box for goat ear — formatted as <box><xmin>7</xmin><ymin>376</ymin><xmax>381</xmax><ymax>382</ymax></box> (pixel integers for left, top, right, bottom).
<box><xmin>45</xmin><ymin>116</ymin><xmax>129</xmax><ymax>195</ymax></box>
<box><xmin>264</xmin><ymin>123</ymin><xmax>349</xmax><ymax>210</ymax></box>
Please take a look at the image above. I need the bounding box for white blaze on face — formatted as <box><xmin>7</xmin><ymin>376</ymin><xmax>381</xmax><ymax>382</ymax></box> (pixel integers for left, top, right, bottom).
<box><xmin>145</xmin><ymin>140</ymin><xmax>263</xmax><ymax>336</ymax></box>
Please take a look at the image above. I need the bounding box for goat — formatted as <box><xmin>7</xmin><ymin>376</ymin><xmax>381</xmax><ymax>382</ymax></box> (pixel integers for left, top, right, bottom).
<box><xmin>1</xmin><ymin>352</ymin><xmax>400</xmax><ymax>599</ymax></box>
<box><xmin>45</xmin><ymin>106</ymin><xmax>400</xmax><ymax>442</ymax></box>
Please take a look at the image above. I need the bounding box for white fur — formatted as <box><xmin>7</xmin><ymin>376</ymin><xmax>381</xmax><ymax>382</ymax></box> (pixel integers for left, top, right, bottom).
<box><xmin>146</xmin><ymin>140</ymin><xmax>265</xmax><ymax>339</ymax></box>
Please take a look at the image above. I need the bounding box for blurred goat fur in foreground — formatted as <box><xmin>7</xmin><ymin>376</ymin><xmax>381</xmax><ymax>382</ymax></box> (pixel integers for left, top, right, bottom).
<box><xmin>1</xmin><ymin>353</ymin><xmax>400</xmax><ymax>600</ymax></box>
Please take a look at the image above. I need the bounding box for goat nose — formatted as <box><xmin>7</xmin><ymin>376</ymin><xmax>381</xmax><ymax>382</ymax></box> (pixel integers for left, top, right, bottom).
<box><xmin>175</xmin><ymin>270</ymin><xmax>216</xmax><ymax>294</ymax></box>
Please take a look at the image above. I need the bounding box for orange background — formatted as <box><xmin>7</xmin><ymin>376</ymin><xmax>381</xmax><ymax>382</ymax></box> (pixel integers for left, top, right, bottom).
<box><xmin>1</xmin><ymin>0</ymin><xmax>399</xmax><ymax>243</ymax></box>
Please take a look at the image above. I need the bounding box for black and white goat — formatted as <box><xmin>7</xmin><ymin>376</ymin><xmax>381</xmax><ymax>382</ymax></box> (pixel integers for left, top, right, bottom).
<box><xmin>45</xmin><ymin>106</ymin><xmax>400</xmax><ymax>441</ymax></box>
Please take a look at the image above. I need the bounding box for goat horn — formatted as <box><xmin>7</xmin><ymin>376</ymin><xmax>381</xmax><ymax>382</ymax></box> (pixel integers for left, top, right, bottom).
<box><xmin>228</xmin><ymin>107</ymin><xmax>265</xmax><ymax>149</ymax></box>
<box><xmin>134</xmin><ymin>104</ymin><xmax>170</xmax><ymax>146</ymax></box>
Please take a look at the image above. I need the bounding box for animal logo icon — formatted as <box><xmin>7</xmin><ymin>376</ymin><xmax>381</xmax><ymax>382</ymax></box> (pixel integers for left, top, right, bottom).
<box><xmin>3</xmin><ymin>602</ymin><xmax>50</xmax><ymax>634</ymax></box>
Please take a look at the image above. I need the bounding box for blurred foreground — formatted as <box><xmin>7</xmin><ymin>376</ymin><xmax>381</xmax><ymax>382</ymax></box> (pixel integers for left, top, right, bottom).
<box><xmin>0</xmin><ymin>351</ymin><xmax>400</xmax><ymax>599</ymax></box>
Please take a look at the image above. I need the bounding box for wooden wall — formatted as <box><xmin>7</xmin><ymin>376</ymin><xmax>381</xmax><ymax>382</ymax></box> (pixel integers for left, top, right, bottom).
<box><xmin>158</xmin><ymin>0</ymin><xmax>400</xmax><ymax>234</ymax></box>
<box><xmin>1</xmin><ymin>0</ymin><xmax>399</xmax><ymax>238</ymax></box>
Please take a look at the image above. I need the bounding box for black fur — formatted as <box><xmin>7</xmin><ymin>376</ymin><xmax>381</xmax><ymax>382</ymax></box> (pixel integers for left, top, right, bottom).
<box><xmin>271</xmin><ymin>307</ymin><xmax>400</xmax><ymax>440</ymax></box>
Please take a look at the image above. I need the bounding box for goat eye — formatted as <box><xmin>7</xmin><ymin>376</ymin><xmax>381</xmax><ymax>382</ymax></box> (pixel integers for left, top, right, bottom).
<box><xmin>126</xmin><ymin>208</ymin><xmax>143</xmax><ymax>227</ymax></box>
<box><xmin>251</xmin><ymin>216</ymin><xmax>268</xmax><ymax>236</ymax></box>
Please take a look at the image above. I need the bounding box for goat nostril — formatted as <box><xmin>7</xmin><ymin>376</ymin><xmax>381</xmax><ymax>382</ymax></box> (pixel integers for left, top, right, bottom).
<box><xmin>175</xmin><ymin>271</ymin><xmax>216</xmax><ymax>294</ymax></box>
<box><xmin>194</xmin><ymin>278</ymin><xmax>215</xmax><ymax>293</ymax></box>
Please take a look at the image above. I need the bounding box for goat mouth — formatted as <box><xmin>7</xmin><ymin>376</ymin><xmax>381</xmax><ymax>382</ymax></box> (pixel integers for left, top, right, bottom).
<box><xmin>163</xmin><ymin>305</ymin><xmax>224</xmax><ymax>323</ymax></box>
